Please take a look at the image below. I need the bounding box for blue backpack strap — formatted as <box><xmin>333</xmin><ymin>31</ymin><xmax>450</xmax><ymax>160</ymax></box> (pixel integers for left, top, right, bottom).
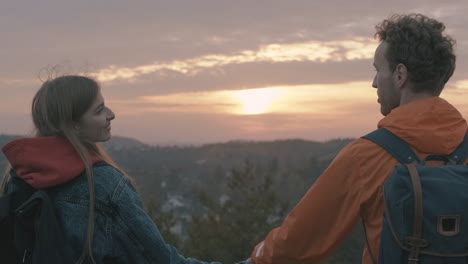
<box><xmin>449</xmin><ymin>132</ymin><xmax>468</xmax><ymax>164</ymax></box>
<box><xmin>362</xmin><ymin>128</ymin><xmax>419</xmax><ymax>164</ymax></box>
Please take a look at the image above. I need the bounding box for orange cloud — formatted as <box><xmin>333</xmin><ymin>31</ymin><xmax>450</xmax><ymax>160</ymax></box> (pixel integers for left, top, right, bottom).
<box><xmin>109</xmin><ymin>81</ymin><xmax>376</xmax><ymax>117</ymax></box>
<box><xmin>90</xmin><ymin>38</ymin><xmax>377</xmax><ymax>82</ymax></box>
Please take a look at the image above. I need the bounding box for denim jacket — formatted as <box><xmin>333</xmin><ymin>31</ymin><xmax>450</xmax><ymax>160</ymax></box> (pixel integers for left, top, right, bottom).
<box><xmin>47</xmin><ymin>165</ymin><xmax>227</xmax><ymax>264</ymax></box>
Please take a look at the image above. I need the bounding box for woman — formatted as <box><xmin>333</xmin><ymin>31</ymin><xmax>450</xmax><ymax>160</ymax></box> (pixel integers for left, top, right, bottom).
<box><xmin>0</xmin><ymin>75</ymin><xmax>231</xmax><ymax>264</ymax></box>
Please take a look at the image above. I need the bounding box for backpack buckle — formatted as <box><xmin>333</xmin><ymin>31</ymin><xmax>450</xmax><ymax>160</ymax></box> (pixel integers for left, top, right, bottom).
<box><xmin>404</xmin><ymin>237</ymin><xmax>428</xmax><ymax>264</ymax></box>
<box><xmin>404</xmin><ymin>236</ymin><xmax>428</xmax><ymax>248</ymax></box>
<box><xmin>22</xmin><ymin>248</ymin><xmax>31</xmax><ymax>263</ymax></box>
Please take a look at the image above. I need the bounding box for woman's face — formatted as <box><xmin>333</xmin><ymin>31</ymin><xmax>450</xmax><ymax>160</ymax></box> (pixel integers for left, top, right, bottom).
<box><xmin>76</xmin><ymin>90</ymin><xmax>115</xmax><ymax>142</ymax></box>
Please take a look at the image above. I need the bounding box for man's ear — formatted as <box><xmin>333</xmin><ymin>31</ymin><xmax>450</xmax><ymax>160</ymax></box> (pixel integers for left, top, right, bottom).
<box><xmin>394</xmin><ymin>63</ymin><xmax>408</xmax><ymax>88</ymax></box>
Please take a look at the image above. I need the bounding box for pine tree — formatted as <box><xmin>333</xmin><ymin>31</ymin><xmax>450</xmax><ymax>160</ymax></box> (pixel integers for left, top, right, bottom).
<box><xmin>146</xmin><ymin>199</ymin><xmax>181</xmax><ymax>248</ymax></box>
<box><xmin>183</xmin><ymin>160</ymin><xmax>289</xmax><ymax>263</ymax></box>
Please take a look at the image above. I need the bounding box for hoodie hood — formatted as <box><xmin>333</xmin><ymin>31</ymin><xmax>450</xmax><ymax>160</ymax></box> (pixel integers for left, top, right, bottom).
<box><xmin>378</xmin><ymin>96</ymin><xmax>467</xmax><ymax>154</ymax></box>
<box><xmin>2</xmin><ymin>137</ymin><xmax>102</xmax><ymax>189</ymax></box>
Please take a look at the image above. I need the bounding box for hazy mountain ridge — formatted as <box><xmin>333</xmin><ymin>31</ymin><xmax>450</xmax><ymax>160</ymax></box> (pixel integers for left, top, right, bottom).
<box><xmin>103</xmin><ymin>136</ymin><xmax>146</xmax><ymax>149</ymax></box>
<box><xmin>98</xmin><ymin>136</ymin><xmax>355</xmax><ymax>214</ymax></box>
<box><xmin>0</xmin><ymin>134</ymin><xmax>363</xmax><ymax>262</ymax></box>
<box><xmin>0</xmin><ymin>134</ymin><xmax>355</xmax><ymax>205</ymax></box>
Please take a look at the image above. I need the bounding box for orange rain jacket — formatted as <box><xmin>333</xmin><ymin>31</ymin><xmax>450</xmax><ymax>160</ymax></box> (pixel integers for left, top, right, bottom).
<box><xmin>250</xmin><ymin>97</ymin><xmax>468</xmax><ymax>264</ymax></box>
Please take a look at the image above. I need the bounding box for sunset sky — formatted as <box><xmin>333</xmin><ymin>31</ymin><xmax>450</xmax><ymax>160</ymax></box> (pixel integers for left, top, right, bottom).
<box><xmin>2</xmin><ymin>0</ymin><xmax>468</xmax><ymax>144</ymax></box>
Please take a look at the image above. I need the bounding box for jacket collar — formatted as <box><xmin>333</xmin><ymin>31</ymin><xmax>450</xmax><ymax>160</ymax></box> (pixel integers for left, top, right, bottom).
<box><xmin>378</xmin><ymin>96</ymin><xmax>468</xmax><ymax>154</ymax></box>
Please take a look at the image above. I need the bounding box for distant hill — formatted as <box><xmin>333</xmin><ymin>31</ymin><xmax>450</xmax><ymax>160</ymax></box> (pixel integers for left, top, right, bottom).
<box><xmin>0</xmin><ymin>134</ymin><xmax>354</xmax><ymax>205</ymax></box>
<box><xmin>0</xmin><ymin>134</ymin><xmax>146</xmax><ymax>170</ymax></box>
<box><xmin>103</xmin><ymin>136</ymin><xmax>146</xmax><ymax>149</ymax></box>
<box><xmin>0</xmin><ymin>133</ymin><xmax>355</xmax><ymax>214</ymax></box>
<box><xmin>100</xmin><ymin>137</ymin><xmax>354</xmax><ymax>209</ymax></box>
<box><xmin>0</xmin><ymin>134</ymin><xmax>145</xmax><ymax>150</ymax></box>
<box><xmin>0</xmin><ymin>134</ymin><xmax>362</xmax><ymax>262</ymax></box>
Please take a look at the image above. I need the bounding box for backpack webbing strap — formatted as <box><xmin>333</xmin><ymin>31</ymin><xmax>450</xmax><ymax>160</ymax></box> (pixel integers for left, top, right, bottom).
<box><xmin>405</xmin><ymin>164</ymin><xmax>428</xmax><ymax>264</ymax></box>
<box><xmin>449</xmin><ymin>132</ymin><xmax>468</xmax><ymax>164</ymax></box>
<box><xmin>362</xmin><ymin>128</ymin><xmax>420</xmax><ymax>164</ymax></box>
<box><xmin>0</xmin><ymin>193</ymin><xmax>13</xmax><ymax>218</ymax></box>
<box><xmin>0</xmin><ymin>176</ymin><xmax>35</xmax><ymax>219</ymax></box>
<box><xmin>14</xmin><ymin>190</ymin><xmax>73</xmax><ymax>263</ymax></box>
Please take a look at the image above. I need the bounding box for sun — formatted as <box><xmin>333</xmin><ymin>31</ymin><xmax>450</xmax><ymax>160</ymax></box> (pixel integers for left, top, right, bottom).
<box><xmin>233</xmin><ymin>88</ymin><xmax>283</xmax><ymax>115</ymax></box>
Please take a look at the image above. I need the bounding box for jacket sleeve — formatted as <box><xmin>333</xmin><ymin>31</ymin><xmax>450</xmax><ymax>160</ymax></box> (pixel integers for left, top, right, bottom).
<box><xmin>251</xmin><ymin>144</ymin><xmax>364</xmax><ymax>264</ymax></box>
<box><xmin>111</xmin><ymin>176</ymin><xmax>226</xmax><ymax>264</ymax></box>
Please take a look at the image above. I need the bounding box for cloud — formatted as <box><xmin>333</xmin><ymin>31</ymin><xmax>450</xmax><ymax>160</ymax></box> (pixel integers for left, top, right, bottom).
<box><xmin>3</xmin><ymin>1</ymin><xmax>468</xmax><ymax>83</ymax></box>
<box><xmin>90</xmin><ymin>38</ymin><xmax>377</xmax><ymax>82</ymax></box>
<box><xmin>2</xmin><ymin>0</ymin><xmax>468</xmax><ymax>144</ymax></box>
<box><xmin>444</xmin><ymin>79</ymin><xmax>468</xmax><ymax>112</ymax></box>
<box><xmin>111</xmin><ymin>101</ymin><xmax>383</xmax><ymax>144</ymax></box>
<box><xmin>109</xmin><ymin>81</ymin><xmax>376</xmax><ymax>118</ymax></box>
<box><xmin>99</xmin><ymin>58</ymin><xmax>377</xmax><ymax>100</ymax></box>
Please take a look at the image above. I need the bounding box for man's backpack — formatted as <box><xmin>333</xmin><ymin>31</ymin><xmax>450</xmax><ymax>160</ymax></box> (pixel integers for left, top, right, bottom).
<box><xmin>0</xmin><ymin>170</ymin><xmax>73</xmax><ymax>264</ymax></box>
<box><xmin>363</xmin><ymin>128</ymin><xmax>468</xmax><ymax>264</ymax></box>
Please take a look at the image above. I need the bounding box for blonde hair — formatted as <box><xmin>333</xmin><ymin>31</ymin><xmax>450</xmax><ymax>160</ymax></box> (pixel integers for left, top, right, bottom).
<box><xmin>0</xmin><ymin>165</ymin><xmax>11</xmax><ymax>194</ymax></box>
<box><xmin>1</xmin><ymin>75</ymin><xmax>125</xmax><ymax>264</ymax></box>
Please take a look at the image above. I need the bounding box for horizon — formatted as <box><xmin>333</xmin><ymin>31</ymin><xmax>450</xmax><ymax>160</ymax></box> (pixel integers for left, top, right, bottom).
<box><xmin>2</xmin><ymin>1</ymin><xmax>467</xmax><ymax>144</ymax></box>
<box><xmin>0</xmin><ymin>132</ymin><xmax>356</xmax><ymax>147</ymax></box>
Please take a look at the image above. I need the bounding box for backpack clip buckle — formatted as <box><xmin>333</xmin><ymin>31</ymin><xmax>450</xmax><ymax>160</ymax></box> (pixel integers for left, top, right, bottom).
<box><xmin>404</xmin><ymin>236</ymin><xmax>428</xmax><ymax>248</ymax></box>
<box><xmin>22</xmin><ymin>248</ymin><xmax>31</xmax><ymax>263</ymax></box>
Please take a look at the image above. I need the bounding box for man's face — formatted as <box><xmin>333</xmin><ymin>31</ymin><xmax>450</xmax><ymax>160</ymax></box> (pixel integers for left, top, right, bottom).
<box><xmin>372</xmin><ymin>41</ymin><xmax>400</xmax><ymax>116</ymax></box>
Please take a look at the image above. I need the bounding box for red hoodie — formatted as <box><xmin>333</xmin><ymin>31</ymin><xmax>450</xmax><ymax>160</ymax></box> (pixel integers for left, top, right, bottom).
<box><xmin>2</xmin><ymin>137</ymin><xmax>102</xmax><ymax>189</ymax></box>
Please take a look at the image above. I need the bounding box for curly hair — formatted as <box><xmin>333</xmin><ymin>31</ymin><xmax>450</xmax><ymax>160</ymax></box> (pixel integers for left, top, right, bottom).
<box><xmin>375</xmin><ymin>14</ymin><xmax>456</xmax><ymax>95</ymax></box>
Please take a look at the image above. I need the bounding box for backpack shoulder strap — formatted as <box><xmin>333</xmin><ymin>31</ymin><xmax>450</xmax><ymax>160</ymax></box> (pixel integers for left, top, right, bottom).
<box><xmin>0</xmin><ymin>193</ymin><xmax>13</xmax><ymax>219</ymax></box>
<box><xmin>449</xmin><ymin>131</ymin><xmax>468</xmax><ymax>164</ymax></box>
<box><xmin>29</xmin><ymin>191</ymin><xmax>73</xmax><ymax>263</ymax></box>
<box><xmin>0</xmin><ymin>174</ymin><xmax>35</xmax><ymax>218</ymax></box>
<box><xmin>362</xmin><ymin>128</ymin><xmax>419</xmax><ymax>164</ymax></box>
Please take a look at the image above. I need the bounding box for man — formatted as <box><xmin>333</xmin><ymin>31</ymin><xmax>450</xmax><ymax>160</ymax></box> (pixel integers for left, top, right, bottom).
<box><xmin>249</xmin><ymin>14</ymin><xmax>465</xmax><ymax>264</ymax></box>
